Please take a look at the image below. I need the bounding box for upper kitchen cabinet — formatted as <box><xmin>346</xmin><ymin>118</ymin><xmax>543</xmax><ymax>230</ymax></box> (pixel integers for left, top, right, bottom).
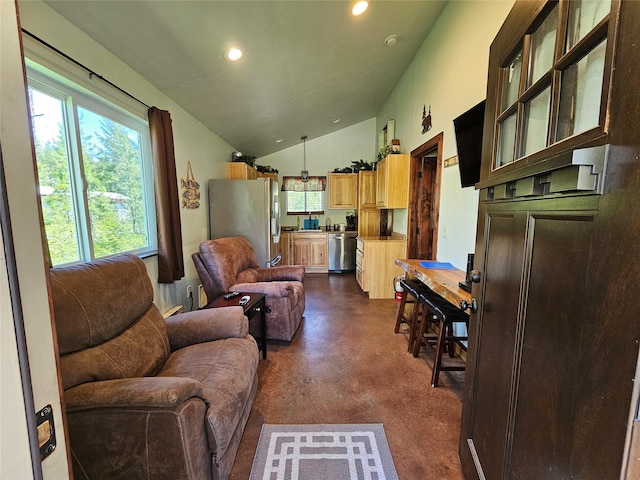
<box><xmin>226</xmin><ymin>162</ymin><xmax>258</xmax><ymax>180</ymax></box>
<box><xmin>376</xmin><ymin>154</ymin><xmax>409</xmax><ymax>208</ymax></box>
<box><xmin>358</xmin><ymin>171</ymin><xmax>377</xmax><ymax>208</ymax></box>
<box><xmin>328</xmin><ymin>173</ymin><xmax>358</xmax><ymax>209</ymax></box>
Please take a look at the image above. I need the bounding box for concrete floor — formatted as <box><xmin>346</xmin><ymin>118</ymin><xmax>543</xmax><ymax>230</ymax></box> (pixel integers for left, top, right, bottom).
<box><xmin>230</xmin><ymin>273</ymin><xmax>465</xmax><ymax>479</ymax></box>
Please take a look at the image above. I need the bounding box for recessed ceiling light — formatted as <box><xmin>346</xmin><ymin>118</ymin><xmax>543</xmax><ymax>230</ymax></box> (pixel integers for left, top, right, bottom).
<box><xmin>384</xmin><ymin>35</ymin><xmax>398</xmax><ymax>47</ymax></box>
<box><xmin>225</xmin><ymin>47</ymin><xmax>243</xmax><ymax>61</ymax></box>
<box><xmin>275</xmin><ymin>138</ymin><xmax>284</xmax><ymax>143</ymax></box>
<box><xmin>352</xmin><ymin>1</ymin><xmax>368</xmax><ymax>16</ymax></box>
<box><xmin>333</xmin><ymin>118</ymin><xmax>341</xmax><ymax>124</ymax></box>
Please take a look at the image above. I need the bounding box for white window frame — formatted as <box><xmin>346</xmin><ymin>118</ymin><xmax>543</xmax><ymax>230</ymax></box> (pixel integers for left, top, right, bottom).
<box><xmin>26</xmin><ymin>61</ymin><xmax>157</xmax><ymax>265</ymax></box>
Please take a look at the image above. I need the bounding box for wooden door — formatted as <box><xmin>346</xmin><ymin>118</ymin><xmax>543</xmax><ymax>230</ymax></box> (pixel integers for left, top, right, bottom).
<box><xmin>461</xmin><ymin>2</ymin><xmax>640</xmax><ymax>479</ymax></box>
<box><xmin>408</xmin><ymin>133</ymin><xmax>442</xmax><ymax>259</ymax></box>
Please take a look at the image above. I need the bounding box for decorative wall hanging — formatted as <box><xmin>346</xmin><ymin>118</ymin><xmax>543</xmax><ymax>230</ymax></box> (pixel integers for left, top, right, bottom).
<box><xmin>180</xmin><ymin>161</ymin><xmax>200</xmax><ymax>209</ymax></box>
<box><xmin>422</xmin><ymin>105</ymin><xmax>432</xmax><ymax>134</ymax></box>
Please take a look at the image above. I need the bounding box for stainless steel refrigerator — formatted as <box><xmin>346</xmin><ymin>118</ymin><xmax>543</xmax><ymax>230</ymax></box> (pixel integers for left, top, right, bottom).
<box><xmin>208</xmin><ymin>178</ymin><xmax>281</xmax><ymax>268</ymax></box>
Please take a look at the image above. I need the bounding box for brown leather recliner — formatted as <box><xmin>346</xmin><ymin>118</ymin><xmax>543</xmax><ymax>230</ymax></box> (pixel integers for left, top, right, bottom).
<box><xmin>50</xmin><ymin>253</ymin><xmax>258</xmax><ymax>480</ymax></box>
<box><xmin>193</xmin><ymin>236</ymin><xmax>305</xmax><ymax>341</ymax></box>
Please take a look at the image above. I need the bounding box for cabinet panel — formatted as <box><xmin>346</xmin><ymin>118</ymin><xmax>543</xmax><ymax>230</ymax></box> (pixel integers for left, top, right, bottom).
<box><xmin>376</xmin><ymin>154</ymin><xmax>409</xmax><ymax>208</ymax></box>
<box><xmin>226</xmin><ymin>162</ymin><xmax>258</xmax><ymax>179</ymax></box>
<box><xmin>510</xmin><ymin>213</ymin><xmax>596</xmax><ymax>478</ymax></box>
<box><xmin>468</xmin><ymin>210</ymin><xmax>526</xmax><ymax>480</ymax></box>
<box><xmin>292</xmin><ymin>233</ymin><xmax>328</xmax><ymax>273</ymax></box>
<box><xmin>358</xmin><ymin>171</ymin><xmax>377</xmax><ymax>208</ymax></box>
<box><xmin>278</xmin><ymin>232</ymin><xmax>292</xmax><ymax>265</ymax></box>
<box><xmin>329</xmin><ymin>173</ymin><xmax>357</xmax><ymax>209</ymax></box>
<box><xmin>357</xmin><ymin>208</ymin><xmax>380</xmax><ymax>237</ymax></box>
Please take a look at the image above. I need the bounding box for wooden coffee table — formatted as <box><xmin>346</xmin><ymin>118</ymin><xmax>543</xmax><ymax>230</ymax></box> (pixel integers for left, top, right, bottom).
<box><xmin>205</xmin><ymin>292</ymin><xmax>267</xmax><ymax>359</ymax></box>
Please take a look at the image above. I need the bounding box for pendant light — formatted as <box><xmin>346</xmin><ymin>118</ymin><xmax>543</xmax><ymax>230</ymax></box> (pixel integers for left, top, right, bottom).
<box><xmin>301</xmin><ymin>135</ymin><xmax>309</xmax><ymax>182</ymax></box>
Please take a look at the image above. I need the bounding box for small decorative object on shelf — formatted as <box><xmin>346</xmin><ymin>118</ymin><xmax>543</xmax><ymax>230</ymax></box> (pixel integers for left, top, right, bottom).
<box><xmin>332</xmin><ymin>159</ymin><xmax>374</xmax><ymax>173</ymax></box>
<box><xmin>391</xmin><ymin>139</ymin><xmax>401</xmax><ymax>153</ymax></box>
<box><xmin>231</xmin><ymin>151</ymin><xmax>256</xmax><ymax>167</ymax></box>
<box><xmin>256</xmin><ymin>165</ymin><xmax>279</xmax><ymax>174</ymax></box>
<box><xmin>377</xmin><ymin>144</ymin><xmax>394</xmax><ymax>161</ymax></box>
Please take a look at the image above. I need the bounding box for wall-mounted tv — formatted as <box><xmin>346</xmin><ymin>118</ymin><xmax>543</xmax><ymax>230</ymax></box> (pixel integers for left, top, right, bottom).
<box><xmin>453</xmin><ymin>100</ymin><xmax>485</xmax><ymax>188</ymax></box>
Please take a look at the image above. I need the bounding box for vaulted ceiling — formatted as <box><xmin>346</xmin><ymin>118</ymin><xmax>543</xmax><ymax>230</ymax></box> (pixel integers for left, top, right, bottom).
<box><xmin>41</xmin><ymin>0</ymin><xmax>449</xmax><ymax>157</ymax></box>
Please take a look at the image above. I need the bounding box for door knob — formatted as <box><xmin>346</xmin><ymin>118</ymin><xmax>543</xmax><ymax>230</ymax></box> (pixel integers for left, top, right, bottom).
<box><xmin>469</xmin><ymin>270</ymin><xmax>481</xmax><ymax>283</ymax></box>
<box><xmin>460</xmin><ymin>298</ymin><xmax>478</xmax><ymax>313</ymax></box>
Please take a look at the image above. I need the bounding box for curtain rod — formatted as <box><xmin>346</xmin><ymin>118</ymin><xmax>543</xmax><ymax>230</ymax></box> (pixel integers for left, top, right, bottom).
<box><xmin>21</xmin><ymin>28</ymin><xmax>151</xmax><ymax>110</ymax></box>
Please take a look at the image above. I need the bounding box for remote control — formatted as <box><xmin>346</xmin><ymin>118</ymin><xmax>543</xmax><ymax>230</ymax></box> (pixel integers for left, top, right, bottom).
<box><xmin>223</xmin><ymin>291</ymin><xmax>241</xmax><ymax>299</ymax></box>
<box><xmin>238</xmin><ymin>295</ymin><xmax>250</xmax><ymax>306</ymax></box>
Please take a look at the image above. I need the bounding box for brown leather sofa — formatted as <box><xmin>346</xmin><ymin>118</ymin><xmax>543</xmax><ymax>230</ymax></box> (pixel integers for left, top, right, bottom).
<box><xmin>50</xmin><ymin>253</ymin><xmax>258</xmax><ymax>480</ymax></box>
<box><xmin>193</xmin><ymin>236</ymin><xmax>305</xmax><ymax>341</ymax></box>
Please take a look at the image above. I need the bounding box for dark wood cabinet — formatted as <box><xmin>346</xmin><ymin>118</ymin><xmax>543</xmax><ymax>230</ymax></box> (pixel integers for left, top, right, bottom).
<box><xmin>460</xmin><ymin>1</ymin><xmax>640</xmax><ymax>478</ymax></box>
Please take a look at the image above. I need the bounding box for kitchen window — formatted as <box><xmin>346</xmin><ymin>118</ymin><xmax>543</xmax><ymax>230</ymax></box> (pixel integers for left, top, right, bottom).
<box><xmin>281</xmin><ymin>176</ymin><xmax>326</xmax><ymax>215</ymax></box>
<box><xmin>26</xmin><ymin>62</ymin><xmax>156</xmax><ymax>266</ymax></box>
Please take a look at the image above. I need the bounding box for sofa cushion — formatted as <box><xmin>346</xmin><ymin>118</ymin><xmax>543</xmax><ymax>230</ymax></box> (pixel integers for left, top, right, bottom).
<box><xmin>50</xmin><ymin>253</ymin><xmax>154</xmax><ymax>354</ymax></box>
<box><xmin>157</xmin><ymin>336</ymin><xmax>259</xmax><ymax>462</ymax></box>
<box><xmin>58</xmin><ymin>306</ymin><xmax>171</xmax><ymax>390</ymax></box>
<box><xmin>198</xmin><ymin>237</ymin><xmax>259</xmax><ymax>293</ymax></box>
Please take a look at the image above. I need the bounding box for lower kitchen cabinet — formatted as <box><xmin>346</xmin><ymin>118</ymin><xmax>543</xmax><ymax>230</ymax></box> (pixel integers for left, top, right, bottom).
<box><xmin>278</xmin><ymin>232</ymin><xmax>292</xmax><ymax>265</ymax></box>
<box><xmin>292</xmin><ymin>232</ymin><xmax>328</xmax><ymax>273</ymax></box>
<box><xmin>356</xmin><ymin>235</ymin><xmax>406</xmax><ymax>298</ymax></box>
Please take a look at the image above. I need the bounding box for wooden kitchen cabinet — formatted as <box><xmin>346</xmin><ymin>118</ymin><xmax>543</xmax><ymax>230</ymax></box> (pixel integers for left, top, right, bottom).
<box><xmin>358</xmin><ymin>171</ymin><xmax>377</xmax><ymax>208</ymax></box>
<box><xmin>226</xmin><ymin>162</ymin><xmax>258</xmax><ymax>179</ymax></box>
<box><xmin>292</xmin><ymin>232</ymin><xmax>328</xmax><ymax>273</ymax></box>
<box><xmin>357</xmin><ymin>208</ymin><xmax>379</xmax><ymax>237</ymax></box>
<box><xmin>356</xmin><ymin>235</ymin><xmax>406</xmax><ymax>298</ymax></box>
<box><xmin>375</xmin><ymin>154</ymin><xmax>409</xmax><ymax>208</ymax></box>
<box><xmin>328</xmin><ymin>173</ymin><xmax>357</xmax><ymax>209</ymax></box>
<box><xmin>278</xmin><ymin>232</ymin><xmax>292</xmax><ymax>265</ymax></box>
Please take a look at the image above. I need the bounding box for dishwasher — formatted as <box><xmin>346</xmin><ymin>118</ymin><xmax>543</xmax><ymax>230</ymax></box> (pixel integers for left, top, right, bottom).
<box><xmin>328</xmin><ymin>232</ymin><xmax>357</xmax><ymax>272</ymax></box>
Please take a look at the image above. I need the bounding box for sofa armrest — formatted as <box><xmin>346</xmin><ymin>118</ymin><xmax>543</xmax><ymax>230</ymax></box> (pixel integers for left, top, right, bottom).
<box><xmin>65</xmin><ymin>377</ymin><xmax>203</xmax><ymax>411</ymax></box>
<box><xmin>232</xmin><ymin>281</ymin><xmax>297</xmax><ymax>298</ymax></box>
<box><xmin>165</xmin><ymin>307</ymin><xmax>248</xmax><ymax>351</ymax></box>
<box><xmin>256</xmin><ymin>265</ymin><xmax>305</xmax><ymax>282</ymax></box>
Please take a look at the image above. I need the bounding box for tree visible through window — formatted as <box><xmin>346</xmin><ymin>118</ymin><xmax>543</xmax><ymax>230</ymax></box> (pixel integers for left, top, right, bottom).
<box><xmin>27</xmin><ymin>67</ymin><xmax>156</xmax><ymax>266</ymax></box>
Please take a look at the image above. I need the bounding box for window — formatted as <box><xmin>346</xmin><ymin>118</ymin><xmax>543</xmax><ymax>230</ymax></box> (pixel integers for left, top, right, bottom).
<box><xmin>26</xmin><ymin>63</ymin><xmax>156</xmax><ymax>266</ymax></box>
<box><xmin>281</xmin><ymin>176</ymin><xmax>326</xmax><ymax>214</ymax></box>
<box><xmin>494</xmin><ymin>0</ymin><xmax>612</xmax><ymax>170</ymax></box>
<box><xmin>286</xmin><ymin>191</ymin><xmax>325</xmax><ymax>215</ymax></box>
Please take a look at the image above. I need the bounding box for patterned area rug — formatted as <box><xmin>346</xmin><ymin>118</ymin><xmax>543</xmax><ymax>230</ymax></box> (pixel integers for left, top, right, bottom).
<box><xmin>249</xmin><ymin>424</ymin><xmax>399</xmax><ymax>480</ymax></box>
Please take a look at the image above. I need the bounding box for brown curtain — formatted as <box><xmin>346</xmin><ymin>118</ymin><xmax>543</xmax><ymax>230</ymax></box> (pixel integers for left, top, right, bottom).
<box><xmin>148</xmin><ymin>107</ymin><xmax>184</xmax><ymax>283</ymax></box>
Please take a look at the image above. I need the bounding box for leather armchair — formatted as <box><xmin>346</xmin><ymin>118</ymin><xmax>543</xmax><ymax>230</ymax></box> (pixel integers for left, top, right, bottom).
<box><xmin>50</xmin><ymin>253</ymin><xmax>258</xmax><ymax>480</ymax></box>
<box><xmin>193</xmin><ymin>236</ymin><xmax>305</xmax><ymax>341</ymax></box>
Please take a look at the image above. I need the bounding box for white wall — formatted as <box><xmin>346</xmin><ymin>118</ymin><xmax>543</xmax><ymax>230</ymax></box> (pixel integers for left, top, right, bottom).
<box><xmin>258</xmin><ymin>118</ymin><xmax>376</xmax><ymax>228</ymax></box>
<box><xmin>376</xmin><ymin>0</ymin><xmax>514</xmax><ymax>269</ymax></box>
<box><xmin>18</xmin><ymin>0</ymin><xmax>238</xmax><ymax>313</ymax></box>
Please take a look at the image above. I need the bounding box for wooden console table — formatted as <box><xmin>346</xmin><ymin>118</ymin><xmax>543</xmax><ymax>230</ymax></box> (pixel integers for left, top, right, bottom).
<box><xmin>395</xmin><ymin>259</ymin><xmax>471</xmax><ymax>307</ymax></box>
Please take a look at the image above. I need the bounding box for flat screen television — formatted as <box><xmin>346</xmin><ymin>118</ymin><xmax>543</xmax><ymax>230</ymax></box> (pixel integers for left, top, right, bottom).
<box><xmin>453</xmin><ymin>100</ymin><xmax>485</xmax><ymax>188</ymax></box>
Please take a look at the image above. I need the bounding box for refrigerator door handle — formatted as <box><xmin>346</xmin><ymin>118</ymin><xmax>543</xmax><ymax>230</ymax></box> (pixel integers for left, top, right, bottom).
<box><xmin>267</xmin><ymin>254</ymin><xmax>282</xmax><ymax>268</ymax></box>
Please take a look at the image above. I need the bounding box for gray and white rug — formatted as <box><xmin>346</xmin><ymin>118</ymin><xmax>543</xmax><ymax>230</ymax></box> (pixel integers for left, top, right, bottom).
<box><xmin>249</xmin><ymin>423</ymin><xmax>399</xmax><ymax>480</ymax></box>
